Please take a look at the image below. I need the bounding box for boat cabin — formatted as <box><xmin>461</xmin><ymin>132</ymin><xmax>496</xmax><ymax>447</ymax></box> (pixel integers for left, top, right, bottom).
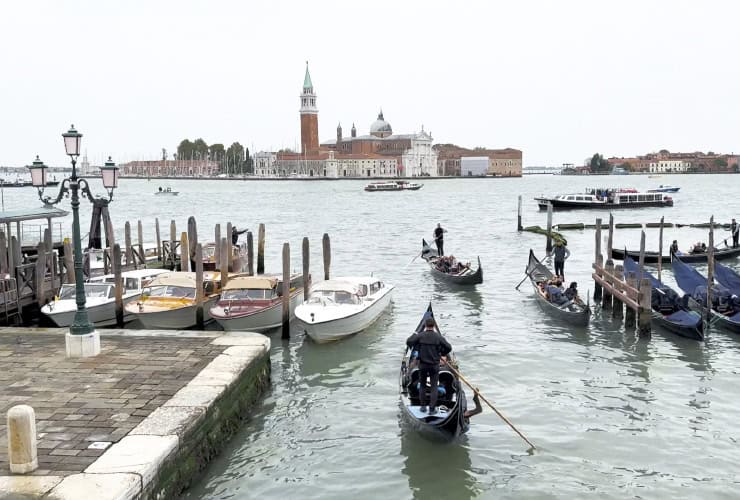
<box><xmin>57</xmin><ymin>282</ymin><xmax>115</xmax><ymax>300</ymax></box>
<box><xmin>307</xmin><ymin>278</ymin><xmax>385</xmax><ymax>305</ymax></box>
<box><xmin>140</xmin><ymin>272</ymin><xmax>222</xmax><ymax>300</ymax></box>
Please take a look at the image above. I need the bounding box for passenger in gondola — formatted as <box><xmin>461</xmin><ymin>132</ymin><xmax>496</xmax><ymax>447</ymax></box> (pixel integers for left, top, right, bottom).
<box><xmin>546</xmin><ymin>283</ymin><xmax>568</xmax><ymax>305</ymax></box>
<box><xmin>406</xmin><ymin>317</ymin><xmax>452</xmax><ymax>415</ymax></box>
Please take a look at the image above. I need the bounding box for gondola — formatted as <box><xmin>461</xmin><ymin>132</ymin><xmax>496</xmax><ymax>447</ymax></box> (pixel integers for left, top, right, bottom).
<box><xmin>420</xmin><ymin>239</ymin><xmax>482</xmax><ymax>285</ymax></box>
<box><xmin>622</xmin><ymin>256</ymin><xmax>704</xmax><ymax>340</ymax></box>
<box><xmin>715</xmin><ymin>262</ymin><xmax>740</xmax><ymax>296</ymax></box>
<box><xmin>525</xmin><ymin>250</ymin><xmax>590</xmax><ymax>326</ymax></box>
<box><xmin>399</xmin><ymin>303</ymin><xmax>468</xmax><ymax>440</ymax></box>
<box><xmin>611</xmin><ymin>245</ymin><xmax>740</xmax><ymax>264</ymax></box>
<box><xmin>671</xmin><ymin>256</ymin><xmax>740</xmax><ymax>333</ymax></box>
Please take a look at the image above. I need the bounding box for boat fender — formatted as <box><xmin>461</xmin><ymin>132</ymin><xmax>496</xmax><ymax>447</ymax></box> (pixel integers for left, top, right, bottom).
<box><xmin>224</xmin><ymin>307</ymin><xmax>230</xmax><ymax>316</ymax></box>
<box><xmin>310</xmin><ymin>312</ymin><xmax>315</xmax><ymax>323</ymax></box>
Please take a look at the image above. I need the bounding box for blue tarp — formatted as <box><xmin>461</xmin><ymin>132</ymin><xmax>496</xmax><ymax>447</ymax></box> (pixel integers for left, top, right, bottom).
<box><xmin>715</xmin><ymin>263</ymin><xmax>740</xmax><ymax>297</ymax></box>
<box><xmin>672</xmin><ymin>256</ymin><xmax>709</xmax><ymax>296</ymax></box>
<box><xmin>623</xmin><ymin>256</ymin><xmax>664</xmax><ymax>289</ymax></box>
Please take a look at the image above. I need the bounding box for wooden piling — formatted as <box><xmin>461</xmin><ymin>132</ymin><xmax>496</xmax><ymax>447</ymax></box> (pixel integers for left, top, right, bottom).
<box><xmin>44</xmin><ymin>228</ymin><xmax>56</xmax><ymax>289</ymax></box>
<box><xmin>707</xmin><ymin>216</ymin><xmax>715</xmax><ymax>325</ymax></box>
<box><xmin>638</xmin><ymin>231</ymin><xmax>646</xmax><ymax>273</ymax></box>
<box><xmin>607</xmin><ymin>213</ymin><xmax>614</xmax><ymax>260</ymax></box>
<box><xmin>113</xmin><ymin>244</ymin><xmax>123</xmax><ymax>326</ymax></box>
<box><xmin>137</xmin><ymin>220</ymin><xmax>144</xmax><ymax>266</ymax></box>
<box><xmin>0</xmin><ymin>231</ymin><xmax>7</xmax><ymax>275</ymax></box>
<box><xmin>593</xmin><ymin>218</ymin><xmax>602</xmax><ymax>301</ymax></box>
<box><xmin>11</xmin><ymin>236</ymin><xmax>20</xmax><ymax>272</ymax></box>
<box><xmin>613</xmin><ymin>264</ymin><xmax>624</xmax><ymax>319</ymax></box>
<box><xmin>220</xmin><ymin>237</ymin><xmax>229</xmax><ymax>288</ymax></box>
<box><xmin>169</xmin><ymin>220</ymin><xmax>177</xmax><ymax>269</ymax></box>
<box><xmin>34</xmin><ymin>243</ymin><xmax>46</xmax><ymax>306</ymax></box>
<box><xmin>180</xmin><ymin>232</ymin><xmax>189</xmax><ymax>272</ymax></box>
<box><xmin>545</xmin><ymin>202</ymin><xmax>553</xmax><ymax>255</ymax></box>
<box><xmin>247</xmin><ymin>231</ymin><xmax>254</xmax><ymax>276</ymax></box>
<box><xmin>625</xmin><ymin>271</ymin><xmax>636</xmax><ymax>328</ymax></box>
<box><xmin>302</xmin><ymin>236</ymin><xmax>310</xmax><ymax>301</ymax></box>
<box><xmin>195</xmin><ymin>243</ymin><xmax>204</xmax><ymax>328</ymax></box>
<box><xmin>257</xmin><ymin>223</ymin><xmax>265</xmax><ymax>275</ymax></box>
<box><xmin>282</xmin><ymin>242</ymin><xmax>290</xmax><ymax>339</ymax></box>
<box><xmin>638</xmin><ymin>277</ymin><xmax>652</xmax><ymax>336</ymax></box>
<box><xmin>63</xmin><ymin>239</ymin><xmax>74</xmax><ymax>282</ymax></box>
<box><xmin>188</xmin><ymin>216</ymin><xmax>198</xmax><ymax>272</ymax></box>
<box><xmin>657</xmin><ymin>216</ymin><xmax>664</xmax><ymax>282</ymax></box>
<box><xmin>602</xmin><ymin>259</ymin><xmax>614</xmax><ymax>310</ymax></box>
<box><xmin>155</xmin><ymin>218</ymin><xmax>161</xmax><ymax>261</ymax></box>
<box><xmin>124</xmin><ymin>221</ymin><xmax>132</xmax><ymax>266</ymax></box>
<box><xmin>322</xmin><ymin>233</ymin><xmax>331</xmax><ymax>280</ymax></box>
<box><xmin>214</xmin><ymin>224</ymin><xmax>221</xmax><ymax>270</ymax></box>
<box><xmin>517</xmin><ymin>195</ymin><xmax>523</xmax><ymax>232</ymax></box>
<box><xmin>226</xmin><ymin>222</ymin><xmax>233</xmax><ymax>272</ymax></box>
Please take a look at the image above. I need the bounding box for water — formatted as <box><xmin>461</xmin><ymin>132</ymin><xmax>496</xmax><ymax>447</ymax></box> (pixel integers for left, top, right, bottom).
<box><xmin>6</xmin><ymin>175</ymin><xmax>740</xmax><ymax>498</ymax></box>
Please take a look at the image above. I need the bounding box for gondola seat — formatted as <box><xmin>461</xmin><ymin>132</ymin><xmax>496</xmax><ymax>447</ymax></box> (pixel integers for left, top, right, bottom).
<box><xmin>406</xmin><ymin>368</ymin><xmax>457</xmax><ymax>406</ymax></box>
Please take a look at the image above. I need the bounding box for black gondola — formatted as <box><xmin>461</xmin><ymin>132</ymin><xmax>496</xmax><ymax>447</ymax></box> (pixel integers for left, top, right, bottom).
<box><xmin>399</xmin><ymin>303</ymin><xmax>468</xmax><ymax>440</ymax></box>
<box><xmin>611</xmin><ymin>245</ymin><xmax>740</xmax><ymax>264</ymax></box>
<box><xmin>420</xmin><ymin>239</ymin><xmax>482</xmax><ymax>285</ymax></box>
<box><xmin>622</xmin><ymin>256</ymin><xmax>704</xmax><ymax>340</ymax></box>
<box><xmin>525</xmin><ymin>250</ymin><xmax>590</xmax><ymax>326</ymax></box>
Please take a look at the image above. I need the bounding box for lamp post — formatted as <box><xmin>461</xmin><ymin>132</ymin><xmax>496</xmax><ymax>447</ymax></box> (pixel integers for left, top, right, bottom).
<box><xmin>28</xmin><ymin>125</ymin><xmax>119</xmax><ymax>357</ymax></box>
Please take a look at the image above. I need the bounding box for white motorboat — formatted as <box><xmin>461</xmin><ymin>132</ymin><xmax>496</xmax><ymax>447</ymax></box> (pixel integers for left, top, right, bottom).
<box><xmin>125</xmin><ymin>271</ymin><xmax>228</xmax><ymax>329</ymax></box>
<box><xmin>364</xmin><ymin>180</ymin><xmax>423</xmax><ymax>192</ymax></box>
<box><xmin>155</xmin><ymin>186</ymin><xmax>179</xmax><ymax>195</ymax></box>
<box><xmin>210</xmin><ymin>274</ymin><xmax>306</xmax><ymax>332</ymax></box>
<box><xmin>295</xmin><ymin>276</ymin><xmax>394</xmax><ymax>342</ymax></box>
<box><xmin>41</xmin><ymin>268</ymin><xmax>170</xmax><ymax>327</ymax></box>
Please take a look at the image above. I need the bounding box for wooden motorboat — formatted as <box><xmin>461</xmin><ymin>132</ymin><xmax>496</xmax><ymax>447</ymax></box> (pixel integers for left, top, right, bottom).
<box><xmin>125</xmin><ymin>271</ymin><xmax>229</xmax><ymax>329</ymax></box>
<box><xmin>295</xmin><ymin>276</ymin><xmax>394</xmax><ymax>342</ymax></box>
<box><xmin>399</xmin><ymin>303</ymin><xmax>468</xmax><ymax>440</ymax></box>
<box><xmin>622</xmin><ymin>256</ymin><xmax>703</xmax><ymax>340</ymax></box>
<box><xmin>525</xmin><ymin>250</ymin><xmax>590</xmax><ymax>326</ymax></box>
<box><xmin>420</xmin><ymin>239</ymin><xmax>482</xmax><ymax>285</ymax></box>
<box><xmin>41</xmin><ymin>268</ymin><xmax>170</xmax><ymax>327</ymax></box>
<box><xmin>535</xmin><ymin>189</ymin><xmax>673</xmax><ymax>210</ymax></box>
<box><xmin>210</xmin><ymin>274</ymin><xmax>306</xmax><ymax>332</ymax></box>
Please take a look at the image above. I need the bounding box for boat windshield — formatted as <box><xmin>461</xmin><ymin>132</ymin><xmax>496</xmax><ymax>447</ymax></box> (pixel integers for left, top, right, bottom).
<box><xmin>142</xmin><ymin>285</ymin><xmax>195</xmax><ymax>299</ymax></box>
<box><xmin>308</xmin><ymin>290</ymin><xmax>359</xmax><ymax>305</ymax></box>
<box><xmin>221</xmin><ymin>289</ymin><xmax>270</xmax><ymax>300</ymax></box>
<box><xmin>58</xmin><ymin>283</ymin><xmax>113</xmax><ymax>300</ymax></box>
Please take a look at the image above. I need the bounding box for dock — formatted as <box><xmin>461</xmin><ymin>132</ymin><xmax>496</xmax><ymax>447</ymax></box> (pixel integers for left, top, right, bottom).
<box><xmin>0</xmin><ymin>328</ymin><xmax>270</xmax><ymax>499</ymax></box>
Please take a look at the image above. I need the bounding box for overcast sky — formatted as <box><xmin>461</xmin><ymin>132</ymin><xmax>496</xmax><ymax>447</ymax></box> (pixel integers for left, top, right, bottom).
<box><xmin>2</xmin><ymin>0</ymin><xmax>738</xmax><ymax>168</ymax></box>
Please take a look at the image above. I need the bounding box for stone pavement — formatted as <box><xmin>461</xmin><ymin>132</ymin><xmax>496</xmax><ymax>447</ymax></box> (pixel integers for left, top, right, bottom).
<box><xmin>0</xmin><ymin>329</ymin><xmax>228</xmax><ymax>477</ymax></box>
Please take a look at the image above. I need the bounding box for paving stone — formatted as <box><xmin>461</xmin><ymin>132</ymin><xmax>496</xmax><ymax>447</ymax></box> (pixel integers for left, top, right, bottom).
<box><xmin>48</xmin><ymin>472</ymin><xmax>140</xmax><ymax>500</ymax></box>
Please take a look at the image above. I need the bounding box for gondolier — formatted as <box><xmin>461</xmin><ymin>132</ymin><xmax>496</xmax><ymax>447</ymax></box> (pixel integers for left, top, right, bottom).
<box><xmin>731</xmin><ymin>218</ymin><xmax>739</xmax><ymax>248</ymax></box>
<box><xmin>406</xmin><ymin>317</ymin><xmax>452</xmax><ymax>415</ymax></box>
<box><xmin>552</xmin><ymin>240</ymin><xmax>571</xmax><ymax>278</ymax></box>
<box><xmin>232</xmin><ymin>226</ymin><xmax>248</xmax><ymax>245</ymax></box>
<box><xmin>433</xmin><ymin>223</ymin><xmax>447</xmax><ymax>256</ymax></box>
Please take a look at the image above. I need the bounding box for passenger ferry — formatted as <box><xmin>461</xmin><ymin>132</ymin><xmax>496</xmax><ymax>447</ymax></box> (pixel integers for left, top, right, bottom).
<box><xmin>535</xmin><ymin>188</ymin><xmax>673</xmax><ymax>210</ymax></box>
<box><xmin>364</xmin><ymin>180</ymin><xmax>423</xmax><ymax>192</ymax></box>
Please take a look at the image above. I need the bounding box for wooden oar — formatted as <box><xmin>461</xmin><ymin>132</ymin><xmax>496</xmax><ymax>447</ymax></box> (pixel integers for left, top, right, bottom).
<box><xmin>515</xmin><ymin>268</ymin><xmax>532</xmax><ymax>290</ymax></box>
<box><xmin>443</xmin><ymin>361</ymin><xmax>536</xmax><ymax>450</ymax></box>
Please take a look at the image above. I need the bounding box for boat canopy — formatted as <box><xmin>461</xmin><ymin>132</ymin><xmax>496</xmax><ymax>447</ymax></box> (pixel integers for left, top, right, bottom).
<box><xmin>715</xmin><ymin>262</ymin><xmax>740</xmax><ymax>296</ymax></box>
<box><xmin>671</xmin><ymin>257</ymin><xmax>708</xmax><ymax>295</ymax></box>
<box><xmin>224</xmin><ymin>276</ymin><xmax>277</xmax><ymax>290</ymax></box>
<box><xmin>147</xmin><ymin>273</ymin><xmax>198</xmax><ymax>288</ymax></box>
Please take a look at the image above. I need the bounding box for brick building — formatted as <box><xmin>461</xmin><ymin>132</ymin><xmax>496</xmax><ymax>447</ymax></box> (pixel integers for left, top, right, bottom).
<box><xmin>434</xmin><ymin>144</ymin><xmax>522</xmax><ymax>177</ymax></box>
<box><xmin>120</xmin><ymin>160</ymin><xmax>220</xmax><ymax>177</ymax></box>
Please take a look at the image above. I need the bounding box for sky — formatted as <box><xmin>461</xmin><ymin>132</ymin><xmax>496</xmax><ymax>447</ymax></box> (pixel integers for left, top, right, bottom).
<box><xmin>1</xmin><ymin>0</ymin><xmax>739</xmax><ymax>168</ymax></box>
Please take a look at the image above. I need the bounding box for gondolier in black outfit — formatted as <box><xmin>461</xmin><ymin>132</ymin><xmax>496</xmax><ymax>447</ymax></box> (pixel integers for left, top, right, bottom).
<box><xmin>231</xmin><ymin>226</ymin><xmax>248</xmax><ymax>245</ymax></box>
<box><xmin>731</xmin><ymin>218</ymin><xmax>739</xmax><ymax>248</ymax></box>
<box><xmin>433</xmin><ymin>223</ymin><xmax>447</xmax><ymax>256</ymax></box>
<box><xmin>552</xmin><ymin>240</ymin><xmax>571</xmax><ymax>279</ymax></box>
<box><xmin>406</xmin><ymin>317</ymin><xmax>452</xmax><ymax>415</ymax></box>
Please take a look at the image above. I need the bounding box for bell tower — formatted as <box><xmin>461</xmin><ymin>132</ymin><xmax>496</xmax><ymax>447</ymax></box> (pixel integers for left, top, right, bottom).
<box><xmin>300</xmin><ymin>62</ymin><xmax>319</xmax><ymax>154</ymax></box>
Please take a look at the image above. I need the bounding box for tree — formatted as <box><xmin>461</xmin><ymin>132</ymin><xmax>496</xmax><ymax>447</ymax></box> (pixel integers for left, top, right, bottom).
<box><xmin>589</xmin><ymin>153</ymin><xmax>610</xmax><ymax>173</ymax></box>
<box><xmin>177</xmin><ymin>139</ymin><xmax>194</xmax><ymax>161</ymax></box>
<box><xmin>225</xmin><ymin>142</ymin><xmax>245</xmax><ymax>175</ymax></box>
<box><xmin>192</xmin><ymin>138</ymin><xmax>209</xmax><ymax>160</ymax></box>
<box><xmin>713</xmin><ymin>157</ymin><xmax>728</xmax><ymax>170</ymax></box>
<box><xmin>209</xmin><ymin>143</ymin><xmax>225</xmax><ymax>165</ymax></box>
<box><xmin>732</xmin><ymin>163</ymin><xmax>739</xmax><ymax>173</ymax></box>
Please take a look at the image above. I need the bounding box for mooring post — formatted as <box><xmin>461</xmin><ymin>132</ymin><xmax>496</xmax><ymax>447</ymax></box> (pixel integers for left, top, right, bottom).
<box><xmin>195</xmin><ymin>243</ymin><xmax>204</xmax><ymax>328</ymax></box>
<box><xmin>169</xmin><ymin>220</ymin><xmax>177</xmax><ymax>269</ymax></box>
<box><xmin>607</xmin><ymin>213</ymin><xmax>614</xmax><ymax>260</ymax></box>
<box><xmin>302</xmin><ymin>236</ymin><xmax>310</xmax><ymax>301</ymax></box>
<box><xmin>113</xmin><ymin>244</ymin><xmax>124</xmax><ymax>326</ymax></box>
<box><xmin>593</xmin><ymin>218</ymin><xmax>602</xmax><ymax>301</ymax></box>
<box><xmin>545</xmin><ymin>202</ymin><xmax>553</xmax><ymax>255</ymax></box>
<box><xmin>44</xmin><ymin>227</ymin><xmax>55</xmax><ymax>289</ymax></box>
<box><xmin>613</xmin><ymin>264</ymin><xmax>624</xmax><ymax>319</ymax></box>
<box><xmin>282</xmin><ymin>242</ymin><xmax>290</xmax><ymax>339</ymax></box>
<box><xmin>214</xmin><ymin>224</ymin><xmax>221</xmax><ymax>271</ymax></box>
<box><xmin>0</xmin><ymin>231</ymin><xmax>7</xmax><ymax>276</ymax></box>
<box><xmin>137</xmin><ymin>220</ymin><xmax>144</xmax><ymax>267</ymax></box>
<box><xmin>155</xmin><ymin>218</ymin><xmax>161</xmax><ymax>261</ymax></box>
<box><xmin>124</xmin><ymin>221</ymin><xmax>132</xmax><ymax>266</ymax></box>
<box><xmin>180</xmin><ymin>232</ymin><xmax>190</xmax><ymax>272</ymax></box>
<box><xmin>322</xmin><ymin>233</ymin><xmax>331</xmax><ymax>280</ymax></box>
<box><xmin>34</xmin><ymin>243</ymin><xmax>46</xmax><ymax>306</ymax></box>
<box><xmin>657</xmin><ymin>216</ymin><xmax>664</xmax><ymax>282</ymax></box>
<box><xmin>603</xmin><ymin>259</ymin><xmax>614</xmax><ymax>310</ymax></box>
<box><xmin>638</xmin><ymin>277</ymin><xmax>652</xmax><ymax>336</ymax></box>
<box><xmin>257</xmin><ymin>223</ymin><xmax>266</xmax><ymax>275</ymax></box>
<box><xmin>188</xmin><ymin>216</ymin><xmax>198</xmax><ymax>272</ymax></box>
<box><xmin>247</xmin><ymin>231</ymin><xmax>254</xmax><ymax>276</ymax></box>
<box><xmin>63</xmin><ymin>239</ymin><xmax>74</xmax><ymax>282</ymax></box>
<box><xmin>7</xmin><ymin>405</ymin><xmax>38</xmax><ymax>473</ymax></box>
<box><xmin>220</xmin><ymin>236</ymin><xmax>229</xmax><ymax>288</ymax></box>
<box><xmin>517</xmin><ymin>195</ymin><xmax>523</xmax><ymax>232</ymax></box>
<box><xmin>625</xmin><ymin>271</ymin><xmax>637</xmax><ymax>328</ymax></box>
<box><xmin>707</xmin><ymin>216</ymin><xmax>715</xmax><ymax>325</ymax></box>
<box><xmin>226</xmin><ymin>222</ymin><xmax>233</xmax><ymax>272</ymax></box>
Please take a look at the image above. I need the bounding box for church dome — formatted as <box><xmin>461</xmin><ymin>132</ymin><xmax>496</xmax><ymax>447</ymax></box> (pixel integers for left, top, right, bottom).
<box><xmin>370</xmin><ymin>111</ymin><xmax>392</xmax><ymax>138</ymax></box>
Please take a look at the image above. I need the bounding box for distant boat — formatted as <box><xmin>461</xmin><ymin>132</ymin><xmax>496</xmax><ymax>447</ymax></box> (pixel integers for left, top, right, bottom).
<box><xmin>364</xmin><ymin>180</ymin><xmax>423</xmax><ymax>192</ymax></box>
<box><xmin>647</xmin><ymin>185</ymin><xmax>680</xmax><ymax>193</ymax></box>
<box><xmin>155</xmin><ymin>186</ymin><xmax>178</xmax><ymax>195</ymax></box>
<box><xmin>535</xmin><ymin>188</ymin><xmax>673</xmax><ymax>210</ymax></box>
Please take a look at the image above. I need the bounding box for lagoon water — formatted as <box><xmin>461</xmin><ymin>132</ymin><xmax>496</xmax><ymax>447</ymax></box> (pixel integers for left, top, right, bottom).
<box><xmin>7</xmin><ymin>174</ymin><xmax>740</xmax><ymax>499</ymax></box>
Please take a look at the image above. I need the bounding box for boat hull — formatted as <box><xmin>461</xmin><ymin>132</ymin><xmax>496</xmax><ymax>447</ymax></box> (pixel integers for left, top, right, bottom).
<box><xmin>129</xmin><ymin>296</ymin><xmax>217</xmax><ymax>329</ymax></box>
<box><xmin>212</xmin><ymin>290</ymin><xmax>303</xmax><ymax>332</ymax></box>
<box><xmin>653</xmin><ymin>311</ymin><xmax>704</xmax><ymax>340</ymax></box>
<box><xmin>42</xmin><ymin>295</ymin><xmax>140</xmax><ymax>327</ymax></box>
<box><xmin>612</xmin><ymin>247</ymin><xmax>740</xmax><ymax>264</ymax></box>
<box><xmin>421</xmin><ymin>240</ymin><xmax>482</xmax><ymax>285</ymax></box>
<box><xmin>536</xmin><ymin>198</ymin><xmax>672</xmax><ymax>210</ymax></box>
<box><xmin>296</xmin><ymin>287</ymin><xmax>393</xmax><ymax>342</ymax></box>
<box><xmin>526</xmin><ymin>250</ymin><xmax>590</xmax><ymax>326</ymax></box>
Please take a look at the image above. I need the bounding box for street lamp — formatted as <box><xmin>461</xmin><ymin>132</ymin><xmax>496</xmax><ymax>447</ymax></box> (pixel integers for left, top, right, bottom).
<box><xmin>27</xmin><ymin>125</ymin><xmax>119</xmax><ymax>357</ymax></box>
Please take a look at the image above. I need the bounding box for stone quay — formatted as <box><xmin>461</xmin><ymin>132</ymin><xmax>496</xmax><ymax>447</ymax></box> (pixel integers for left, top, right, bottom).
<box><xmin>0</xmin><ymin>328</ymin><xmax>270</xmax><ymax>499</ymax></box>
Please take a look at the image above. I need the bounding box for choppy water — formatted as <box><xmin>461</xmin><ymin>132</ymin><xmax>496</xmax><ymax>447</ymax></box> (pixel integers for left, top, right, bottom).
<box><xmin>7</xmin><ymin>175</ymin><xmax>740</xmax><ymax>499</ymax></box>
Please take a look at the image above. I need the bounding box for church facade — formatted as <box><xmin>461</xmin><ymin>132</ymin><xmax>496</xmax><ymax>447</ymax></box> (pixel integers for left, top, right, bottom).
<box><xmin>255</xmin><ymin>64</ymin><xmax>437</xmax><ymax>178</ymax></box>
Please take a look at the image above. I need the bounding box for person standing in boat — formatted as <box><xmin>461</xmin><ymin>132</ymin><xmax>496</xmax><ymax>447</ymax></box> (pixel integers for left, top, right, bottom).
<box><xmin>552</xmin><ymin>240</ymin><xmax>571</xmax><ymax>279</ymax></box>
<box><xmin>231</xmin><ymin>226</ymin><xmax>248</xmax><ymax>245</ymax></box>
<box><xmin>406</xmin><ymin>317</ymin><xmax>452</xmax><ymax>415</ymax></box>
<box><xmin>731</xmin><ymin>218</ymin><xmax>739</xmax><ymax>248</ymax></box>
<box><xmin>433</xmin><ymin>223</ymin><xmax>447</xmax><ymax>256</ymax></box>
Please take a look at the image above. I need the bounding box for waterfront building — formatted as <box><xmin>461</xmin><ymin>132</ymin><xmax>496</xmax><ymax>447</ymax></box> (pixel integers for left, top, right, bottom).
<box><xmin>608</xmin><ymin>151</ymin><xmax>739</xmax><ymax>173</ymax></box>
<box><xmin>121</xmin><ymin>159</ymin><xmax>220</xmax><ymax>177</ymax></box>
<box><xmin>435</xmin><ymin>144</ymin><xmax>522</xmax><ymax>177</ymax></box>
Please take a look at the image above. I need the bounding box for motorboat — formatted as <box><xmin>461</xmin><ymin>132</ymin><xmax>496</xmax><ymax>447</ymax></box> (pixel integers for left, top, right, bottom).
<box><xmin>210</xmin><ymin>274</ymin><xmax>306</xmax><ymax>332</ymax></box>
<box><xmin>125</xmin><ymin>271</ymin><xmax>230</xmax><ymax>329</ymax></box>
<box><xmin>648</xmin><ymin>185</ymin><xmax>680</xmax><ymax>193</ymax></box>
<box><xmin>535</xmin><ymin>188</ymin><xmax>673</xmax><ymax>210</ymax></box>
<box><xmin>295</xmin><ymin>276</ymin><xmax>394</xmax><ymax>342</ymax></box>
<box><xmin>41</xmin><ymin>268</ymin><xmax>170</xmax><ymax>327</ymax></box>
<box><xmin>201</xmin><ymin>242</ymin><xmax>248</xmax><ymax>272</ymax></box>
<box><xmin>155</xmin><ymin>186</ymin><xmax>179</xmax><ymax>195</ymax></box>
<box><xmin>364</xmin><ymin>180</ymin><xmax>423</xmax><ymax>192</ymax></box>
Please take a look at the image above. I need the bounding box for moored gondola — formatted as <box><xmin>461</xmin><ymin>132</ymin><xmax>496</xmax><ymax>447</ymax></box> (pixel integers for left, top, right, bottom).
<box><xmin>525</xmin><ymin>250</ymin><xmax>590</xmax><ymax>326</ymax></box>
<box><xmin>420</xmin><ymin>239</ymin><xmax>482</xmax><ymax>285</ymax></box>
<box><xmin>622</xmin><ymin>256</ymin><xmax>704</xmax><ymax>340</ymax></box>
<box><xmin>399</xmin><ymin>304</ymin><xmax>468</xmax><ymax>440</ymax></box>
<box><xmin>611</xmin><ymin>245</ymin><xmax>740</xmax><ymax>264</ymax></box>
